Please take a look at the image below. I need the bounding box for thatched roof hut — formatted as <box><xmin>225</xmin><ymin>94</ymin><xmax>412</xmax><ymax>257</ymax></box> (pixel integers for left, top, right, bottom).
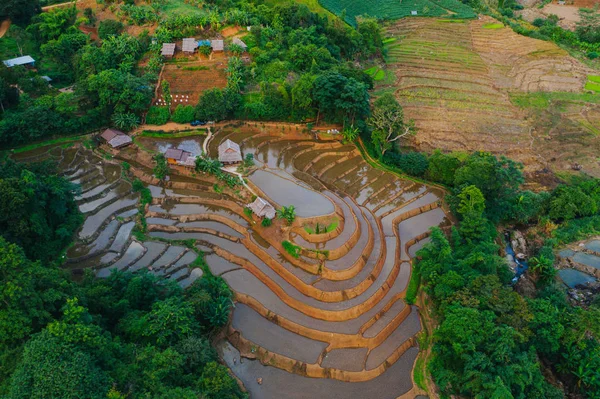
<box><xmin>100</xmin><ymin>128</ymin><xmax>132</xmax><ymax>149</ymax></box>
<box><xmin>218</xmin><ymin>139</ymin><xmax>242</xmax><ymax>164</ymax></box>
<box><xmin>211</xmin><ymin>39</ymin><xmax>224</xmax><ymax>52</ymax></box>
<box><xmin>182</xmin><ymin>38</ymin><xmax>198</xmax><ymax>53</ymax></box>
<box><xmin>161</xmin><ymin>43</ymin><xmax>176</xmax><ymax>57</ymax></box>
<box><xmin>165</xmin><ymin>148</ymin><xmax>192</xmax><ymax>164</ymax></box>
<box><xmin>248</xmin><ymin>197</ymin><xmax>276</xmax><ymax>219</ymax></box>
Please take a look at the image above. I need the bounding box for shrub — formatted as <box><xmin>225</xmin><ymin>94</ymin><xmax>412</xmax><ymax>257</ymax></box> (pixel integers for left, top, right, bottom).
<box><xmin>282</xmin><ymin>240</ymin><xmax>301</xmax><ymax>258</ymax></box>
<box><xmin>132</xmin><ymin>178</ymin><xmax>144</xmax><ymax>192</ymax></box>
<box><xmin>261</xmin><ymin>218</ymin><xmax>272</xmax><ymax>227</ymax></box>
<box><xmin>171</xmin><ymin>105</ymin><xmax>195</xmax><ymax>124</ymax></box>
<box><xmin>98</xmin><ymin>19</ymin><xmax>124</xmax><ymax>40</ymax></box>
<box><xmin>243</xmin><ymin>207</ymin><xmax>253</xmax><ymax>218</ymax></box>
<box><xmin>588</xmin><ymin>52</ymin><xmax>599</xmax><ymax>60</ymax></box>
<box><xmin>383</xmin><ymin>151</ymin><xmax>429</xmax><ymax>177</ymax></box>
<box><xmin>146</xmin><ymin>106</ymin><xmax>170</xmax><ymax>125</ymax></box>
<box><xmin>532</xmin><ymin>18</ymin><xmax>546</xmax><ymax>27</ymax></box>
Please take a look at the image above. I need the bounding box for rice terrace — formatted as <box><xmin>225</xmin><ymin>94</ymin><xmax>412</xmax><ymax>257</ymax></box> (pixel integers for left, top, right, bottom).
<box><xmin>1</xmin><ymin>0</ymin><xmax>600</xmax><ymax>398</ymax></box>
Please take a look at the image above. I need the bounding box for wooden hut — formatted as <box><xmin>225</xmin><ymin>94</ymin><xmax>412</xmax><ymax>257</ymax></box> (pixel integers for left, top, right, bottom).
<box><xmin>100</xmin><ymin>128</ymin><xmax>132</xmax><ymax>149</ymax></box>
<box><xmin>232</xmin><ymin>37</ymin><xmax>248</xmax><ymax>51</ymax></box>
<box><xmin>161</xmin><ymin>43</ymin><xmax>176</xmax><ymax>57</ymax></box>
<box><xmin>218</xmin><ymin>139</ymin><xmax>242</xmax><ymax>164</ymax></box>
<box><xmin>248</xmin><ymin>197</ymin><xmax>276</xmax><ymax>219</ymax></box>
<box><xmin>182</xmin><ymin>38</ymin><xmax>198</xmax><ymax>54</ymax></box>
<box><xmin>165</xmin><ymin>148</ymin><xmax>193</xmax><ymax>165</ymax></box>
<box><xmin>211</xmin><ymin>39</ymin><xmax>224</xmax><ymax>52</ymax></box>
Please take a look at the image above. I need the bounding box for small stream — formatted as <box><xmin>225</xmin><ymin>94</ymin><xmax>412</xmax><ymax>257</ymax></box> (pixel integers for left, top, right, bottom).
<box><xmin>504</xmin><ymin>232</ymin><xmax>528</xmax><ymax>284</ymax></box>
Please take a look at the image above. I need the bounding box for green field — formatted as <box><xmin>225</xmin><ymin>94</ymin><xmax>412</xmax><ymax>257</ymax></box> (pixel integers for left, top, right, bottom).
<box><xmin>318</xmin><ymin>0</ymin><xmax>476</xmax><ymax>26</ymax></box>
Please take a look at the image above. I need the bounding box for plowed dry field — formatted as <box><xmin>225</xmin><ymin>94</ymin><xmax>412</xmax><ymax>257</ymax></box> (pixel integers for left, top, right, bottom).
<box><xmin>384</xmin><ymin>17</ymin><xmax>600</xmax><ymax>180</ymax></box>
<box><xmin>157</xmin><ymin>56</ymin><xmax>228</xmax><ymax>108</ymax></box>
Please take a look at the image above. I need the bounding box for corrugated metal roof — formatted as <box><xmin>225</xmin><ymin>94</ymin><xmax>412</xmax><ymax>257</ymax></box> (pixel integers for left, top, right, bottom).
<box><xmin>3</xmin><ymin>55</ymin><xmax>35</xmax><ymax>67</ymax></box>
<box><xmin>108</xmin><ymin>135</ymin><xmax>132</xmax><ymax>148</ymax></box>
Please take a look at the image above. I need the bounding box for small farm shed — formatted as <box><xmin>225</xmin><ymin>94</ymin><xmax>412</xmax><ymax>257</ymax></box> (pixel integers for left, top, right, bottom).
<box><xmin>248</xmin><ymin>197</ymin><xmax>276</xmax><ymax>219</ymax></box>
<box><xmin>3</xmin><ymin>55</ymin><xmax>35</xmax><ymax>68</ymax></box>
<box><xmin>182</xmin><ymin>38</ymin><xmax>198</xmax><ymax>54</ymax></box>
<box><xmin>211</xmin><ymin>39</ymin><xmax>224</xmax><ymax>52</ymax></box>
<box><xmin>165</xmin><ymin>148</ymin><xmax>192</xmax><ymax>165</ymax></box>
<box><xmin>218</xmin><ymin>139</ymin><xmax>243</xmax><ymax>164</ymax></box>
<box><xmin>179</xmin><ymin>155</ymin><xmax>198</xmax><ymax>168</ymax></box>
<box><xmin>100</xmin><ymin>129</ymin><xmax>132</xmax><ymax>149</ymax></box>
<box><xmin>161</xmin><ymin>43</ymin><xmax>176</xmax><ymax>57</ymax></box>
<box><xmin>232</xmin><ymin>38</ymin><xmax>248</xmax><ymax>51</ymax></box>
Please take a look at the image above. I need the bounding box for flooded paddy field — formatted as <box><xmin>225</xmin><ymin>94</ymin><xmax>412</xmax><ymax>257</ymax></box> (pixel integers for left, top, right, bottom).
<box><xmin>11</xmin><ymin>145</ymin><xmax>204</xmax><ymax>289</ymax></box>
<box><xmin>185</xmin><ymin>126</ymin><xmax>449</xmax><ymax>397</ymax></box>
<box><xmin>13</xmin><ymin>127</ymin><xmax>448</xmax><ymax>398</ymax></box>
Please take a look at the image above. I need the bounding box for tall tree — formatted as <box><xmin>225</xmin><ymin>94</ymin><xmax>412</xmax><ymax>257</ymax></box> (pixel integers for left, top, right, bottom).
<box><xmin>0</xmin><ymin>0</ymin><xmax>40</xmax><ymax>26</ymax></box>
<box><xmin>368</xmin><ymin>93</ymin><xmax>414</xmax><ymax>156</ymax></box>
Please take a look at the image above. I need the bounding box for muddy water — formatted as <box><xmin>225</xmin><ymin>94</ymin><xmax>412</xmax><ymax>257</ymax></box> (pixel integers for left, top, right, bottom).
<box><xmin>79</xmin><ymin>197</ymin><xmax>138</xmax><ymax>239</ymax></box>
<box><xmin>129</xmin><ymin>242</ymin><xmax>167</xmax><ymax>272</ymax></box>
<box><xmin>363</xmin><ymin>300</ymin><xmax>407</xmax><ymax>338</ymax></box>
<box><xmin>153</xmin><ymin>246</ymin><xmax>187</xmax><ymax>269</ymax></box>
<box><xmin>179</xmin><ymin>268</ymin><xmax>204</xmax><ymax>288</ymax></box>
<box><xmin>206</xmin><ymin>253</ymin><xmax>241</xmax><ymax>275</ymax></box>
<box><xmin>110</xmin><ymin>222</ymin><xmax>135</xmax><ymax>252</ymax></box>
<box><xmin>558</xmin><ymin>268</ymin><xmax>596</xmax><ymax>288</ymax></box>
<box><xmin>220</xmin><ymin>341</ymin><xmax>418</xmax><ymax>399</ymax></box>
<box><xmin>321</xmin><ymin>347</ymin><xmax>369</xmax><ymax>372</ymax></box>
<box><xmin>232</xmin><ymin>304</ymin><xmax>328</xmax><ymax>364</ymax></box>
<box><xmin>249</xmin><ymin>169</ymin><xmax>335</xmax><ymax>217</ymax></box>
<box><xmin>67</xmin><ymin>220</ymin><xmax>120</xmax><ymax>259</ymax></box>
<box><xmin>97</xmin><ymin>241</ymin><xmax>145</xmax><ymax>277</ymax></box>
<box><xmin>365</xmin><ymin>308</ymin><xmax>420</xmax><ymax>370</ymax></box>
<box><xmin>573</xmin><ymin>252</ymin><xmax>600</xmax><ymax>270</ymax></box>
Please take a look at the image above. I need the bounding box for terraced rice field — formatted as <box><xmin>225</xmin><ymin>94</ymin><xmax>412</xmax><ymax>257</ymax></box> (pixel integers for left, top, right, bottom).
<box><xmin>384</xmin><ymin>17</ymin><xmax>597</xmax><ymax>175</ymax></box>
<box><xmin>13</xmin><ymin>125</ymin><xmax>450</xmax><ymax>397</ymax></box>
<box><xmin>12</xmin><ymin>145</ymin><xmax>204</xmax><ymax>288</ymax></box>
<box><xmin>199</xmin><ymin>126</ymin><xmax>449</xmax><ymax>397</ymax></box>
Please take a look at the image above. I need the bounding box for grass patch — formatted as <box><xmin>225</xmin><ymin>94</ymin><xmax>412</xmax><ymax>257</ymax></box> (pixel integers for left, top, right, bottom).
<box><xmin>585</xmin><ymin>81</ymin><xmax>600</xmax><ymax>92</ymax></box>
<box><xmin>364</xmin><ymin>66</ymin><xmax>378</xmax><ymax>76</ymax></box>
<box><xmin>509</xmin><ymin>91</ymin><xmax>600</xmax><ymax>108</ymax></box>
<box><xmin>282</xmin><ymin>240</ymin><xmax>302</xmax><ymax>258</ymax></box>
<box><xmin>139</xmin><ymin>129</ymin><xmax>207</xmax><ymax>138</ymax></box>
<box><xmin>382</xmin><ymin>37</ymin><xmax>397</xmax><ymax>44</ymax></box>
<box><xmin>405</xmin><ymin>270</ymin><xmax>421</xmax><ymax>305</ymax></box>
<box><xmin>11</xmin><ymin>135</ymin><xmax>86</xmax><ymax>154</ymax></box>
<box><xmin>588</xmin><ymin>75</ymin><xmax>600</xmax><ymax>84</ymax></box>
<box><xmin>182</xmin><ymin>66</ymin><xmax>210</xmax><ymax>71</ymax></box>
<box><xmin>374</xmin><ymin>69</ymin><xmax>386</xmax><ymax>81</ymax></box>
<box><xmin>482</xmin><ymin>22</ymin><xmax>504</xmax><ymax>29</ymax></box>
<box><xmin>413</xmin><ymin>355</ymin><xmax>427</xmax><ymax>391</ymax></box>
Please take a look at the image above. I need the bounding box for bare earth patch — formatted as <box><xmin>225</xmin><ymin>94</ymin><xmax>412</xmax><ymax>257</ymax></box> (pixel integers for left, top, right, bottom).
<box><xmin>384</xmin><ymin>16</ymin><xmax>600</xmax><ymax>182</ymax></box>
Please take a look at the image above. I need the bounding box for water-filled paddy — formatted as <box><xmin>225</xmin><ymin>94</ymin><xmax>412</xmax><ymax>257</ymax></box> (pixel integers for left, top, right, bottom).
<box><xmin>558</xmin><ymin>268</ymin><xmax>596</xmax><ymax>288</ymax></box>
<box><xmin>249</xmin><ymin>169</ymin><xmax>335</xmax><ymax>217</ymax></box>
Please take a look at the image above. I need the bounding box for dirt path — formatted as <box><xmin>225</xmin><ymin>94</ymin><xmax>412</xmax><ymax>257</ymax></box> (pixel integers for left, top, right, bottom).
<box><xmin>0</xmin><ymin>19</ymin><xmax>11</xmax><ymax>38</ymax></box>
<box><xmin>42</xmin><ymin>0</ymin><xmax>81</xmax><ymax>11</ymax></box>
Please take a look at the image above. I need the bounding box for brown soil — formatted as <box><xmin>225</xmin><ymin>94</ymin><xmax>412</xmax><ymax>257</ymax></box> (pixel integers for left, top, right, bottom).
<box><xmin>383</xmin><ymin>16</ymin><xmax>599</xmax><ymax>183</ymax></box>
<box><xmin>157</xmin><ymin>57</ymin><xmax>228</xmax><ymax>109</ymax></box>
<box><xmin>542</xmin><ymin>3</ymin><xmax>581</xmax><ymax>30</ymax></box>
<box><xmin>0</xmin><ymin>19</ymin><xmax>11</xmax><ymax>38</ymax></box>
